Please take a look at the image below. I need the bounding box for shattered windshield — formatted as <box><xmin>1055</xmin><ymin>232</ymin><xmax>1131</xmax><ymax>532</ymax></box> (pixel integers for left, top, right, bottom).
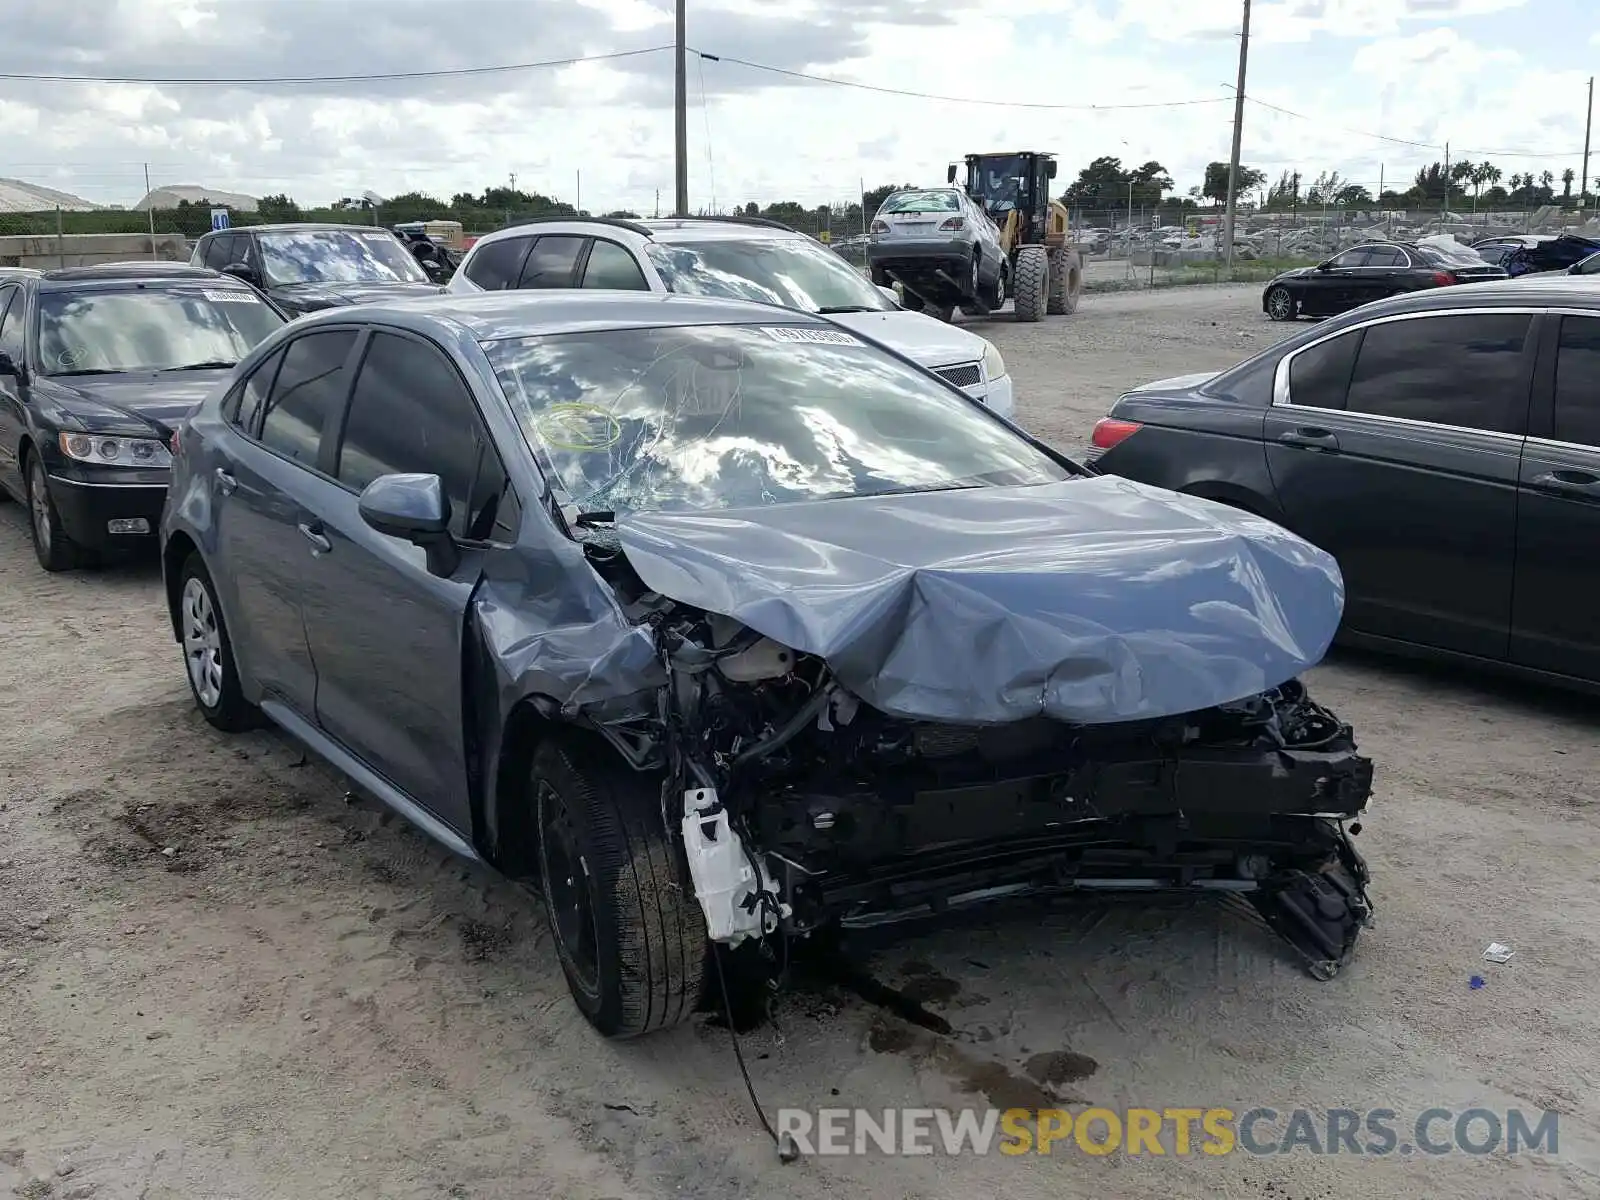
<box><xmin>487</xmin><ymin>324</ymin><xmax>1068</xmax><ymax>517</ymax></box>
<box><xmin>257</xmin><ymin>229</ymin><xmax>430</xmax><ymax>286</ymax></box>
<box><xmin>37</xmin><ymin>286</ymin><xmax>284</xmax><ymax>376</ymax></box>
<box><xmin>644</xmin><ymin>238</ymin><xmax>894</xmax><ymax>312</ymax></box>
<box><xmin>971</xmin><ymin>156</ymin><xmax>1027</xmax><ymax>213</ymax></box>
<box><xmin>879</xmin><ymin>190</ymin><xmax>962</xmax><ymax>215</ymax></box>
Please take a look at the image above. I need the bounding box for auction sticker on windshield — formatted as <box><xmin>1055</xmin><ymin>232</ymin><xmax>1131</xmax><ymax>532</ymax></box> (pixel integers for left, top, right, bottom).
<box><xmin>202</xmin><ymin>289</ymin><xmax>262</xmax><ymax>303</ymax></box>
<box><xmin>759</xmin><ymin>326</ymin><xmax>862</xmax><ymax>346</ymax></box>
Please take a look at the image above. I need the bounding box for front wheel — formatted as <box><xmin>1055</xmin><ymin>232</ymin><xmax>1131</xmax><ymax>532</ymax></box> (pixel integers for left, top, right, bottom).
<box><xmin>1265</xmin><ymin>285</ymin><xmax>1297</xmax><ymax>321</ymax></box>
<box><xmin>25</xmin><ymin>454</ymin><xmax>80</xmax><ymax>573</ymax></box>
<box><xmin>533</xmin><ymin>737</ymin><xmax>708</xmax><ymax>1038</ymax></box>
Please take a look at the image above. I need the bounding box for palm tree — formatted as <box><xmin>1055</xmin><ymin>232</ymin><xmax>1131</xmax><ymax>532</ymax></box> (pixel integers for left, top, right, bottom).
<box><xmin>1470</xmin><ymin>162</ymin><xmax>1494</xmax><ymax>212</ymax></box>
<box><xmin>1562</xmin><ymin>167</ymin><xmax>1576</xmax><ymax>202</ymax></box>
<box><xmin>1540</xmin><ymin>170</ymin><xmax>1555</xmax><ymax>202</ymax></box>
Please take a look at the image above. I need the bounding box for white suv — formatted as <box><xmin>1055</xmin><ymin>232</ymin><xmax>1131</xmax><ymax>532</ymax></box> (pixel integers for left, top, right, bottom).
<box><xmin>446</xmin><ymin>216</ymin><xmax>1015</xmax><ymax>419</ymax></box>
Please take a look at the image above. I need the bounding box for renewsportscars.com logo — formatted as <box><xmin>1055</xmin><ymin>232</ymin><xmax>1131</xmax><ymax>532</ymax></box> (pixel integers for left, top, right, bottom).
<box><xmin>775</xmin><ymin>1106</ymin><xmax>1560</xmax><ymax>1158</ymax></box>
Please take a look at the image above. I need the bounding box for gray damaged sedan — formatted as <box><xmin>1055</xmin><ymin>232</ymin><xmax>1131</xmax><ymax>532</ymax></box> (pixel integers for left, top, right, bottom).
<box><xmin>160</xmin><ymin>291</ymin><xmax>1376</xmax><ymax>1037</ymax></box>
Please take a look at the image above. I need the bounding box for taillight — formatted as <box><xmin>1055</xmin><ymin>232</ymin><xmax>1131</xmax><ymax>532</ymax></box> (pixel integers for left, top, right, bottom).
<box><xmin>169</xmin><ymin>429</ymin><xmax>182</xmax><ymax>456</ymax></box>
<box><xmin>939</xmin><ymin>216</ymin><xmax>965</xmax><ymax>231</ymax></box>
<box><xmin>1091</xmin><ymin>417</ymin><xmax>1142</xmax><ymax>451</ymax></box>
<box><xmin>870</xmin><ymin>219</ymin><xmax>888</xmax><ymax>234</ymax></box>
<box><xmin>1431</xmin><ymin>271</ymin><xmax>1457</xmax><ymax>286</ymax></box>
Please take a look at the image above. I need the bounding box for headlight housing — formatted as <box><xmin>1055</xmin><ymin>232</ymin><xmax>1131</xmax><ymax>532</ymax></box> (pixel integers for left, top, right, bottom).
<box><xmin>58</xmin><ymin>430</ymin><xmax>173</xmax><ymax>468</ymax></box>
<box><xmin>981</xmin><ymin>340</ymin><xmax>1007</xmax><ymax>381</ymax></box>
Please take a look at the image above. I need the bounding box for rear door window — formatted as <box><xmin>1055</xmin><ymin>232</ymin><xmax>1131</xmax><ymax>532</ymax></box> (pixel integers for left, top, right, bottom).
<box><xmin>464</xmin><ymin>236</ymin><xmax>533</xmax><ymax>291</ymax></box>
<box><xmin>517</xmin><ymin>236</ymin><xmax>585</xmax><ymax>288</ymax></box>
<box><xmin>258</xmin><ymin>330</ymin><xmax>357</xmax><ymax>466</ymax></box>
<box><xmin>1553</xmin><ymin>315</ymin><xmax>1600</xmax><ymax>449</ymax></box>
<box><xmin>581</xmin><ymin>240</ymin><xmax>649</xmax><ymax>290</ymax></box>
<box><xmin>1287</xmin><ymin>330</ymin><xmax>1360</xmax><ymax>410</ymax></box>
<box><xmin>1362</xmin><ymin>246</ymin><xmax>1404</xmax><ymax>268</ymax></box>
<box><xmin>1343</xmin><ymin>313</ymin><xmax>1533</xmax><ymax>433</ymax></box>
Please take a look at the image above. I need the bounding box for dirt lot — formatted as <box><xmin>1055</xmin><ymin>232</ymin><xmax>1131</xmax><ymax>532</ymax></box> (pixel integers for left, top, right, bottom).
<box><xmin>3</xmin><ymin>284</ymin><xmax>1598</xmax><ymax>1200</ymax></box>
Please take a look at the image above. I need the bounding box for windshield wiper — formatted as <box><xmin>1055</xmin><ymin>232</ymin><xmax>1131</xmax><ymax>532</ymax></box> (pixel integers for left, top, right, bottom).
<box><xmin>574</xmin><ymin>510</ymin><xmax>615</xmax><ymax>527</ymax></box>
<box><xmin>49</xmin><ymin>368</ymin><xmax>123</xmax><ymax>378</ymax></box>
<box><xmin>159</xmin><ymin>360</ymin><xmax>237</xmax><ymax>372</ymax></box>
<box><xmin>816</xmin><ymin>305</ymin><xmax>881</xmax><ymax>314</ymax></box>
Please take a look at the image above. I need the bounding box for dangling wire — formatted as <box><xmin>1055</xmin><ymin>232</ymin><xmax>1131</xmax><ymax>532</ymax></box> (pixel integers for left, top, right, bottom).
<box><xmin>698</xmin><ymin>53</ymin><xmax>718</xmax><ymax>213</ymax></box>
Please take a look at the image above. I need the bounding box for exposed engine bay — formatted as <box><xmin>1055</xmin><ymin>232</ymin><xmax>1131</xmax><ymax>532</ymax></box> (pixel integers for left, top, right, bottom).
<box><xmin>579</xmin><ymin>537</ymin><xmax>1375</xmax><ymax>980</ymax></box>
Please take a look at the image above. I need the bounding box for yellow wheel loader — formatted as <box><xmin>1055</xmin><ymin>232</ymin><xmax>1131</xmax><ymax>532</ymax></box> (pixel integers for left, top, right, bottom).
<box><xmin>949</xmin><ymin>151</ymin><xmax>1083</xmax><ymax>323</ymax></box>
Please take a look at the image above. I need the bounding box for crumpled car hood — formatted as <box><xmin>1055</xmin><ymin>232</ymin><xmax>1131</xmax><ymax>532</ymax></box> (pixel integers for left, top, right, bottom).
<box><xmin>617</xmin><ymin>477</ymin><xmax>1345</xmax><ymax>725</ymax></box>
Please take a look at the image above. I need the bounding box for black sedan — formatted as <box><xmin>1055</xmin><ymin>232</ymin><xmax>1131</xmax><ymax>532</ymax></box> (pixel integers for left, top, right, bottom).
<box><xmin>1471</xmin><ymin>233</ymin><xmax>1600</xmax><ymax>277</ymax></box>
<box><xmin>0</xmin><ymin>262</ymin><xmax>285</xmax><ymax>571</ymax></box>
<box><xmin>188</xmin><ymin>223</ymin><xmax>443</xmax><ymax>316</ymax></box>
<box><xmin>1088</xmin><ymin>275</ymin><xmax>1600</xmax><ymax>693</ymax></box>
<box><xmin>1262</xmin><ymin>239</ymin><xmax>1506</xmax><ymax>321</ymax></box>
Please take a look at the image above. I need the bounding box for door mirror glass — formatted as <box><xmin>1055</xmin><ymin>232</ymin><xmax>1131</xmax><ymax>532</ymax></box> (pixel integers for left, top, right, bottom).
<box><xmin>222</xmin><ymin>262</ymin><xmax>262</xmax><ymax>288</ymax></box>
<box><xmin>358</xmin><ymin>472</ymin><xmax>460</xmax><ymax>575</ymax></box>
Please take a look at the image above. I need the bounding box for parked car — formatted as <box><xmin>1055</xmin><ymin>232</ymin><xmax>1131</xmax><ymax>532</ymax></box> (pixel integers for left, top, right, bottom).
<box><xmin>1261</xmin><ymin>239</ymin><xmax>1507</xmax><ymax>320</ymax></box>
<box><xmin>0</xmin><ymin>262</ymin><xmax>285</xmax><ymax>571</ymax></box>
<box><xmin>1089</xmin><ymin>276</ymin><xmax>1600</xmax><ymax>692</ymax></box>
<box><xmin>189</xmin><ymin>223</ymin><xmax>443</xmax><ymax>316</ymax></box>
<box><xmin>446</xmin><ymin>214</ymin><xmax>1015</xmax><ymax>419</ymax></box>
<box><xmin>866</xmin><ymin>186</ymin><xmax>1007</xmax><ymax>320</ymax></box>
<box><xmin>159</xmin><ymin>290</ymin><xmax>1375</xmax><ymax>1035</ymax></box>
<box><xmin>1470</xmin><ymin>233</ymin><xmax>1600</xmax><ymax>277</ymax></box>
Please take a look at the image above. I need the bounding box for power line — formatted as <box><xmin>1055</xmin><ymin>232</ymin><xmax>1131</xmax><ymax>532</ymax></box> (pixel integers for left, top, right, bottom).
<box><xmin>0</xmin><ymin>46</ymin><xmax>670</xmax><ymax>85</ymax></box>
<box><xmin>1244</xmin><ymin>95</ymin><xmax>1588</xmax><ymax>160</ymax></box>
<box><xmin>694</xmin><ymin>51</ymin><xmax>1232</xmax><ymax>111</ymax></box>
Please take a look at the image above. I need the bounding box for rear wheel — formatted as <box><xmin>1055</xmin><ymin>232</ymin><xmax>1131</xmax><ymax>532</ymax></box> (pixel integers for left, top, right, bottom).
<box><xmin>1013</xmin><ymin>245</ymin><xmax>1049</xmax><ymax>322</ymax></box>
<box><xmin>1046</xmin><ymin>248</ymin><xmax>1081</xmax><ymax>315</ymax></box>
<box><xmin>178</xmin><ymin>554</ymin><xmax>258</xmax><ymax>732</ymax></box>
<box><xmin>533</xmin><ymin>736</ymin><xmax>708</xmax><ymax>1038</ymax></box>
<box><xmin>1265</xmin><ymin>285</ymin><xmax>1297</xmax><ymax>321</ymax></box>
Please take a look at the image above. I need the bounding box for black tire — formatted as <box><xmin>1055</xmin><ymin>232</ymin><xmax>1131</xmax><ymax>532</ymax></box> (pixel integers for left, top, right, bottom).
<box><xmin>533</xmin><ymin>737</ymin><xmax>708</xmax><ymax>1038</ymax></box>
<box><xmin>1013</xmin><ymin>245</ymin><xmax>1049</xmax><ymax>322</ymax></box>
<box><xmin>177</xmin><ymin>554</ymin><xmax>259</xmax><ymax>732</ymax></box>
<box><xmin>1046</xmin><ymin>248</ymin><xmax>1082</xmax><ymax>316</ymax></box>
<box><xmin>1265</xmin><ymin>285</ymin><xmax>1297</xmax><ymax>321</ymax></box>
<box><xmin>24</xmin><ymin>452</ymin><xmax>80</xmax><ymax>573</ymax></box>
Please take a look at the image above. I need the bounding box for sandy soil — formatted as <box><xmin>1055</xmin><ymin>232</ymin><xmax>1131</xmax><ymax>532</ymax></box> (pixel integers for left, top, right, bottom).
<box><xmin>2</xmin><ymin>285</ymin><xmax>1597</xmax><ymax>1200</ymax></box>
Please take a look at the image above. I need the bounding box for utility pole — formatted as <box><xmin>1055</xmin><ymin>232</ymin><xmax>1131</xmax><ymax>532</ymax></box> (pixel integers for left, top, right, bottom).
<box><xmin>509</xmin><ymin>172</ymin><xmax>517</xmax><ymax>192</ymax></box>
<box><xmin>143</xmin><ymin>163</ymin><xmax>157</xmax><ymax>260</ymax></box>
<box><xmin>576</xmin><ymin>170</ymin><xmax>582</xmax><ymax>214</ymax></box>
<box><xmin>1221</xmin><ymin>0</ymin><xmax>1252</xmax><ymax>273</ymax></box>
<box><xmin>674</xmin><ymin>0</ymin><xmax>689</xmax><ymax>217</ymax></box>
<box><xmin>1442</xmin><ymin>141</ymin><xmax>1450</xmax><ymax>225</ymax></box>
<box><xmin>1583</xmin><ymin>77</ymin><xmax>1594</xmax><ymax>209</ymax></box>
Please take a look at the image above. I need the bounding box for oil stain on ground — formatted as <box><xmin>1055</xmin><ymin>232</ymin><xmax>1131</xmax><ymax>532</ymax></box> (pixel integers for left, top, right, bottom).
<box><xmin>867</xmin><ymin>1016</ymin><xmax>1092</xmax><ymax>1109</ymax></box>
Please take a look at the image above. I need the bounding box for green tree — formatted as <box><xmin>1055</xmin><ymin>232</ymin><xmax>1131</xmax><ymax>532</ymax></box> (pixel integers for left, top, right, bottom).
<box><xmin>1562</xmin><ymin>167</ymin><xmax>1576</xmax><ymax>202</ymax></box>
<box><xmin>1201</xmin><ymin>161</ymin><xmax>1267</xmax><ymax>205</ymax></box>
<box><xmin>256</xmin><ymin>193</ymin><xmax>301</xmax><ymax>221</ymax></box>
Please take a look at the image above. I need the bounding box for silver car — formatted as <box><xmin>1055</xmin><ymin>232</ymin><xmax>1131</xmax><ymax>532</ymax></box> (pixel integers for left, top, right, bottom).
<box><xmin>867</xmin><ymin>187</ymin><xmax>1005</xmax><ymax>319</ymax></box>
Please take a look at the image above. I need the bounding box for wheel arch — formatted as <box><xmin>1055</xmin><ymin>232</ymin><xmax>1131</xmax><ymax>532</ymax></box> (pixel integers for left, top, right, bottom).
<box><xmin>1177</xmin><ymin>480</ymin><xmax>1284</xmax><ymax>522</ymax></box>
<box><xmin>162</xmin><ymin>531</ymin><xmax>200</xmax><ymax>641</ymax></box>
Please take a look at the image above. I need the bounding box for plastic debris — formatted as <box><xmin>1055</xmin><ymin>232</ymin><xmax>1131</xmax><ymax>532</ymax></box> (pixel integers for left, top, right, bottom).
<box><xmin>1483</xmin><ymin>943</ymin><xmax>1514</xmax><ymax>964</ymax></box>
<box><xmin>1469</xmin><ymin>975</ymin><xmax>1487</xmax><ymax>990</ymax></box>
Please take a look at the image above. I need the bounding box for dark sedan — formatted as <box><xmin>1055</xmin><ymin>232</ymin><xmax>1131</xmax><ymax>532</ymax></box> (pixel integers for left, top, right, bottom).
<box><xmin>1262</xmin><ymin>239</ymin><xmax>1506</xmax><ymax>321</ymax></box>
<box><xmin>0</xmin><ymin>262</ymin><xmax>285</xmax><ymax>571</ymax></box>
<box><xmin>160</xmin><ymin>291</ymin><xmax>1376</xmax><ymax>1036</ymax></box>
<box><xmin>1471</xmin><ymin>233</ymin><xmax>1600</xmax><ymax>277</ymax></box>
<box><xmin>1089</xmin><ymin>276</ymin><xmax>1600</xmax><ymax>692</ymax></box>
<box><xmin>188</xmin><ymin>223</ymin><xmax>443</xmax><ymax>316</ymax></box>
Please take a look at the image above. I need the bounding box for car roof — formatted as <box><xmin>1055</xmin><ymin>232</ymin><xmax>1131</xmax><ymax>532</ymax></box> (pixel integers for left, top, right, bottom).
<box><xmin>476</xmin><ymin>214</ymin><xmax>808</xmax><ymax>247</ymax></box>
<box><xmin>36</xmin><ymin>262</ymin><xmax>244</xmax><ymax>289</ymax></box>
<box><xmin>206</xmin><ymin>223</ymin><xmax>395</xmax><ymax>237</ymax></box>
<box><xmin>290</xmin><ymin>288</ymin><xmax>834</xmax><ymax>341</ymax></box>
<box><xmin>1321</xmin><ymin>275</ymin><xmax>1600</xmax><ymax>323</ymax></box>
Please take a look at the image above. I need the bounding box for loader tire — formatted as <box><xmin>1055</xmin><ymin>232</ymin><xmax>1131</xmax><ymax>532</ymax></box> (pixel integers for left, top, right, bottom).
<box><xmin>1013</xmin><ymin>245</ymin><xmax>1049</xmax><ymax>323</ymax></box>
<box><xmin>1047</xmin><ymin>248</ymin><xmax>1082</xmax><ymax>315</ymax></box>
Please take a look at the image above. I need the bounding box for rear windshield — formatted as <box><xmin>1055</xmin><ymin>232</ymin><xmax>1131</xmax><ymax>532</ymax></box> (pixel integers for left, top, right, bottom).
<box><xmin>257</xmin><ymin>228</ymin><xmax>429</xmax><ymax>286</ymax></box>
<box><xmin>487</xmin><ymin>323</ymin><xmax>1069</xmax><ymax>518</ymax></box>
<box><xmin>37</xmin><ymin>286</ymin><xmax>285</xmax><ymax>376</ymax></box>
<box><xmin>1415</xmin><ymin>241</ymin><xmax>1489</xmax><ymax>267</ymax></box>
<box><xmin>879</xmin><ymin>190</ymin><xmax>962</xmax><ymax>214</ymax></box>
<box><xmin>645</xmin><ymin>237</ymin><xmax>894</xmax><ymax>313</ymax></box>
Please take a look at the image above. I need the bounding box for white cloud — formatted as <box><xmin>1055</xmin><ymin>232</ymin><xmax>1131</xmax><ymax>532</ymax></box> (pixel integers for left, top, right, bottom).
<box><xmin>0</xmin><ymin>0</ymin><xmax>1588</xmax><ymax>216</ymax></box>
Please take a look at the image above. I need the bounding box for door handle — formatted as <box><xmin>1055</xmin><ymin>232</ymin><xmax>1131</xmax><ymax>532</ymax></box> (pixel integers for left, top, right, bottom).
<box><xmin>214</xmin><ymin>467</ymin><xmax>237</xmax><ymax>495</ymax></box>
<box><xmin>1531</xmin><ymin>470</ymin><xmax>1600</xmax><ymax>494</ymax></box>
<box><xmin>1277</xmin><ymin>427</ymin><xmax>1341</xmax><ymax>451</ymax></box>
<box><xmin>297</xmin><ymin>521</ymin><xmax>332</xmax><ymax>554</ymax></box>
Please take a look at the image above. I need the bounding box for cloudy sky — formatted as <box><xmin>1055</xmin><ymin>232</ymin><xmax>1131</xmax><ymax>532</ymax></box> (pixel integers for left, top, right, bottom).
<box><xmin>1</xmin><ymin>0</ymin><xmax>1596</xmax><ymax>213</ymax></box>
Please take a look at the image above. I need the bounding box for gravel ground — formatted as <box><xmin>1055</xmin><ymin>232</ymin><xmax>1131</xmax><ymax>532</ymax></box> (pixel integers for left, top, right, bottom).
<box><xmin>2</xmin><ymin>284</ymin><xmax>1597</xmax><ymax>1200</ymax></box>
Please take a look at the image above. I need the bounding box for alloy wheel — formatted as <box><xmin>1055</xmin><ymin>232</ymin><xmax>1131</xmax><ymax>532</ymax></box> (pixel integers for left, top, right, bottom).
<box><xmin>28</xmin><ymin>460</ymin><xmax>51</xmax><ymax>555</ymax></box>
<box><xmin>181</xmin><ymin>576</ymin><xmax>225</xmax><ymax>709</ymax></box>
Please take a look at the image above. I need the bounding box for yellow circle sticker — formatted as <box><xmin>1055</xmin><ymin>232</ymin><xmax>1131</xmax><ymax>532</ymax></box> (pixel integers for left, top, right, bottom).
<box><xmin>536</xmin><ymin>403</ymin><xmax>622</xmax><ymax>452</ymax></box>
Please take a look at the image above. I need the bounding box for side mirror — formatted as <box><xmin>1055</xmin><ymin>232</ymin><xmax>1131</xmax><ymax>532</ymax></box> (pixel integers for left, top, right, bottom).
<box><xmin>1316</xmin><ymin>261</ymin><xmax>1333</xmax><ymax>271</ymax></box>
<box><xmin>1046</xmin><ymin>160</ymin><xmax>1058</xmax><ymax>179</ymax></box>
<box><xmin>222</xmin><ymin>262</ymin><xmax>262</xmax><ymax>288</ymax></box>
<box><xmin>358</xmin><ymin>472</ymin><xmax>461</xmax><ymax>576</ymax></box>
<box><xmin>876</xmin><ymin>284</ymin><xmax>899</xmax><ymax>307</ymax></box>
<box><xmin>946</xmin><ymin>164</ymin><xmax>958</xmax><ymax>184</ymax></box>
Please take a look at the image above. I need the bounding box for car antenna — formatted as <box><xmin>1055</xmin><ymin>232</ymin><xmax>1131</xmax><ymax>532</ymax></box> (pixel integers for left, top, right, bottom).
<box><xmin>711</xmin><ymin>935</ymin><xmax>801</xmax><ymax>1162</ymax></box>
